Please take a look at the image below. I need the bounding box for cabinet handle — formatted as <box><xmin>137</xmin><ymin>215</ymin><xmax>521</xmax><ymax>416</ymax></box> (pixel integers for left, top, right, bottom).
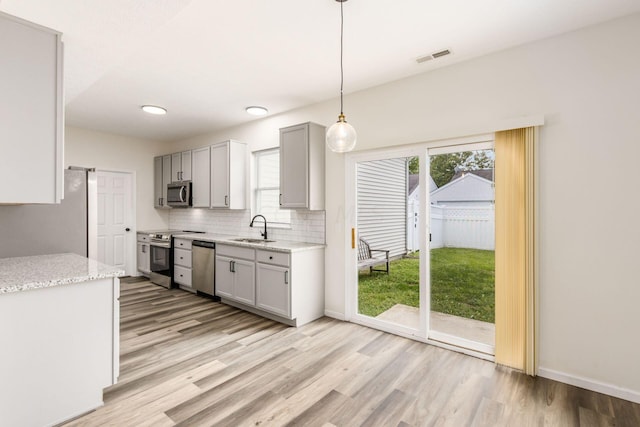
<box><xmin>230</xmin><ymin>260</ymin><xmax>235</xmax><ymax>273</ymax></box>
<box><xmin>225</xmin><ymin>195</ymin><xmax>228</xmax><ymax>206</ymax></box>
<box><xmin>285</xmin><ymin>271</ymin><xmax>289</xmax><ymax>285</ymax></box>
<box><xmin>279</xmin><ymin>194</ymin><xmax>282</xmax><ymax>206</ymax></box>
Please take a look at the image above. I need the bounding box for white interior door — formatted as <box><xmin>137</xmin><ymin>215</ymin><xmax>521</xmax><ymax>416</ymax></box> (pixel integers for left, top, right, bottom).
<box><xmin>97</xmin><ymin>171</ymin><xmax>135</xmax><ymax>275</ymax></box>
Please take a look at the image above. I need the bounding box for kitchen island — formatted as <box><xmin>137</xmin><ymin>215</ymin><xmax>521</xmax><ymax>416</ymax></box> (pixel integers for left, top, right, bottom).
<box><xmin>0</xmin><ymin>253</ymin><xmax>123</xmax><ymax>427</ymax></box>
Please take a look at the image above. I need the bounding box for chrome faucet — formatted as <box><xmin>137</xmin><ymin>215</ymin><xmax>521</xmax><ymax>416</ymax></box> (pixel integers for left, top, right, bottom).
<box><xmin>250</xmin><ymin>214</ymin><xmax>268</xmax><ymax>240</ymax></box>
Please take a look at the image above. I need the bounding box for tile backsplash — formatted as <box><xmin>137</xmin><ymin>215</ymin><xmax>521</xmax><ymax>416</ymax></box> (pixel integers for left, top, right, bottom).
<box><xmin>169</xmin><ymin>209</ymin><xmax>326</xmax><ymax>244</ymax></box>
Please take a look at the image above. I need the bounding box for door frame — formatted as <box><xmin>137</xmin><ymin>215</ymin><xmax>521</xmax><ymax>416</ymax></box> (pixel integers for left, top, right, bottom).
<box><xmin>346</xmin><ymin>145</ymin><xmax>428</xmax><ymax>340</ymax></box>
<box><xmin>96</xmin><ymin>169</ymin><xmax>137</xmax><ymax>276</ymax></box>
<box><xmin>344</xmin><ymin>134</ymin><xmax>496</xmax><ymax>360</ymax></box>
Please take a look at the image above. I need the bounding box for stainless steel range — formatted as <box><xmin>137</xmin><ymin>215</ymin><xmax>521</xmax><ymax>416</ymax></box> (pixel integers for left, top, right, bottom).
<box><xmin>149</xmin><ymin>230</ymin><xmax>202</xmax><ymax>288</ymax></box>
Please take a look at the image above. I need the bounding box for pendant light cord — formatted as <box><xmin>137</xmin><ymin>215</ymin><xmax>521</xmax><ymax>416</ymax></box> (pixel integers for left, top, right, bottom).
<box><xmin>340</xmin><ymin>0</ymin><xmax>344</xmax><ymax>115</ymax></box>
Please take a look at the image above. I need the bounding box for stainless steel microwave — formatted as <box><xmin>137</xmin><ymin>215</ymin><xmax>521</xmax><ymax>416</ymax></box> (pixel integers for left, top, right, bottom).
<box><xmin>167</xmin><ymin>181</ymin><xmax>192</xmax><ymax>207</ymax></box>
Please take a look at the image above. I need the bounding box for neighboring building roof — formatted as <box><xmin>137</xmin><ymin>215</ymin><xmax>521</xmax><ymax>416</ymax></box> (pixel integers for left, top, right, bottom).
<box><xmin>430</xmin><ymin>172</ymin><xmax>494</xmax><ymax>204</ymax></box>
<box><xmin>408</xmin><ymin>174</ymin><xmax>419</xmax><ymax>195</ymax></box>
<box><xmin>408</xmin><ymin>174</ymin><xmax>437</xmax><ymax>196</ymax></box>
<box><xmin>449</xmin><ymin>168</ymin><xmax>494</xmax><ymax>182</ymax></box>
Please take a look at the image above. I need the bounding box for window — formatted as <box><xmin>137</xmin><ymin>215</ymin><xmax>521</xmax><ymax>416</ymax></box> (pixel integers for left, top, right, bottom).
<box><xmin>254</xmin><ymin>148</ymin><xmax>291</xmax><ymax>225</ymax></box>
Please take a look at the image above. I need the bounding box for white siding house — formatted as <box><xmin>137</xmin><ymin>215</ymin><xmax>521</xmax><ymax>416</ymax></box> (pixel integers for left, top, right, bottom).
<box><xmin>357</xmin><ymin>158</ymin><xmax>408</xmax><ymax>259</ymax></box>
<box><xmin>430</xmin><ymin>171</ymin><xmax>494</xmax><ymax>207</ymax></box>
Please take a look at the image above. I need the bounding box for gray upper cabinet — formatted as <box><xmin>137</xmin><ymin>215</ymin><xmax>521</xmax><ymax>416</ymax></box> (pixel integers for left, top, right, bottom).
<box><xmin>171</xmin><ymin>150</ymin><xmax>192</xmax><ymax>182</ymax></box>
<box><xmin>154</xmin><ymin>155</ymin><xmax>172</xmax><ymax>208</ymax></box>
<box><xmin>210</xmin><ymin>140</ymin><xmax>247</xmax><ymax>209</ymax></box>
<box><xmin>279</xmin><ymin>122</ymin><xmax>325</xmax><ymax>210</ymax></box>
<box><xmin>0</xmin><ymin>12</ymin><xmax>63</xmax><ymax>204</ymax></box>
<box><xmin>191</xmin><ymin>146</ymin><xmax>210</xmax><ymax>208</ymax></box>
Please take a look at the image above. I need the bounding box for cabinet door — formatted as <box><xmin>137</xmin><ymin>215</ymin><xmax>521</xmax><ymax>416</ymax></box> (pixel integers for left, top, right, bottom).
<box><xmin>215</xmin><ymin>256</ymin><xmax>234</xmax><ymax>299</ymax></box>
<box><xmin>256</xmin><ymin>263</ymin><xmax>291</xmax><ymax>318</ymax></box>
<box><xmin>191</xmin><ymin>146</ymin><xmax>210</xmax><ymax>207</ymax></box>
<box><xmin>233</xmin><ymin>258</ymin><xmax>256</xmax><ymax>306</ymax></box>
<box><xmin>162</xmin><ymin>155</ymin><xmax>172</xmax><ymax>206</ymax></box>
<box><xmin>280</xmin><ymin>124</ymin><xmax>309</xmax><ymax>208</ymax></box>
<box><xmin>0</xmin><ymin>14</ymin><xmax>63</xmax><ymax>204</ymax></box>
<box><xmin>136</xmin><ymin>243</ymin><xmax>150</xmax><ymax>274</ymax></box>
<box><xmin>174</xmin><ymin>265</ymin><xmax>191</xmax><ymax>287</ymax></box>
<box><xmin>174</xmin><ymin>248</ymin><xmax>192</xmax><ymax>268</ymax></box>
<box><xmin>181</xmin><ymin>150</ymin><xmax>192</xmax><ymax>181</ymax></box>
<box><xmin>171</xmin><ymin>152</ymin><xmax>181</xmax><ymax>182</ymax></box>
<box><xmin>210</xmin><ymin>142</ymin><xmax>229</xmax><ymax>208</ymax></box>
<box><xmin>153</xmin><ymin>156</ymin><xmax>163</xmax><ymax>208</ymax></box>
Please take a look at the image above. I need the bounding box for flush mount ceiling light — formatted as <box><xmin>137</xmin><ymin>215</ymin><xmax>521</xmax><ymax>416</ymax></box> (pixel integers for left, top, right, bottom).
<box><xmin>326</xmin><ymin>0</ymin><xmax>357</xmax><ymax>153</ymax></box>
<box><xmin>141</xmin><ymin>105</ymin><xmax>167</xmax><ymax>115</ymax></box>
<box><xmin>246</xmin><ymin>106</ymin><xmax>269</xmax><ymax>116</ymax></box>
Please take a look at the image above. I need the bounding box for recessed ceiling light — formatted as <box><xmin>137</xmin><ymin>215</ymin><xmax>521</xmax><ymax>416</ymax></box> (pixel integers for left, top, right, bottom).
<box><xmin>245</xmin><ymin>106</ymin><xmax>268</xmax><ymax>116</ymax></box>
<box><xmin>141</xmin><ymin>105</ymin><xmax>167</xmax><ymax>115</ymax></box>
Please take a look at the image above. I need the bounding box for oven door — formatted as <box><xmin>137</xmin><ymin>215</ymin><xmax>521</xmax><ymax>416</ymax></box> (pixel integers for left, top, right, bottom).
<box><xmin>150</xmin><ymin>244</ymin><xmax>171</xmax><ymax>275</ymax></box>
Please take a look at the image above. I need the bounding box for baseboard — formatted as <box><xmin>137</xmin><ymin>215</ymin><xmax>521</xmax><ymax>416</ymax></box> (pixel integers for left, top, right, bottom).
<box><xmin>324</xmin><ymin>310</ymin><xmax>346</xmax><ymax>321</ymax></box>
<box><xmin>538</xmin><ymin>367</ymin><xmax>640</xmax><ymax>404</ymax></box>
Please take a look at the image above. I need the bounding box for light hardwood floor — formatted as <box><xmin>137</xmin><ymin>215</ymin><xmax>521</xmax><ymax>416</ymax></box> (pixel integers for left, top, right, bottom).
<box><xmin>63</xmin><ymin>278</ymin><xmax>640</xmax><ymax>427</ymax></box>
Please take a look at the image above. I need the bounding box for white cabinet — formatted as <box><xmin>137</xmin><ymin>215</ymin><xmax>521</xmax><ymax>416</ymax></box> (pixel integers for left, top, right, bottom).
<box><xmin>256</xmin><ymin>250</ymin><xmax>291</xmax><ymax>318</ymax></box>
<box><xmin>0</xmin><ymin>12</ymin><xmax>63</xmax><ymax>204</ymax></box>
<box><xmin>154</xmin><ymin>155</ymin><xmax>172</xmax><ymax>208</ymax></box>
<box><xmin>191</xmin><ymin>146</ymin><xmax>211</xmax><ymax>208</ymax></box>
<box><xmin>171</xmin><ymin>150</ymin><xmax>192</xmax><ymax>182</ymax></box>
<box><xmin>215</xmin><ymin>244</ymin><xmax>255</xmax><ymax>305</ymax></box>
<box><xmin>136</xmin><ymin>233</ymin><xmax>150</xmax><ymax>276</ymax></box>
<box><xmin>210</xmin><ymin>140</ymin><xmax>247</xmax><ymax>209</ymax></box>
<box><xmin>173</xmin><ymin>238</ymin><xmax>193</xmax><ymax>291</ymax></box>
<box><xmin>279</xmin><ymin>122</ymin><xmax>325</xmax><ymax>210</ymax></box>
<box><xmin>216</xmin><ymin>242</ymin><xmax>324</xmax><ymax>327</ymax></box>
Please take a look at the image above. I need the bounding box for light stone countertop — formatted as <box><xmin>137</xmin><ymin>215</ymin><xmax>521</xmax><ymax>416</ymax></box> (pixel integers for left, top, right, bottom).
<box><xmin>0</xmin><ymin>253</ymin><xmax>124</xmax><ymax>294</ymax></box>
<box><xmin>172</xmin><ymin>233</ymin><xmax>326</xmax><ymax>253</ymax></box>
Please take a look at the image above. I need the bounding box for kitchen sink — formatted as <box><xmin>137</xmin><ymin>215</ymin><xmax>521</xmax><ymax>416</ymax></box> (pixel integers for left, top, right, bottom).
<box><xmin>231</xmin><ymin>238</ymin><xmax>275</xmax><ymax>244</ymax></box>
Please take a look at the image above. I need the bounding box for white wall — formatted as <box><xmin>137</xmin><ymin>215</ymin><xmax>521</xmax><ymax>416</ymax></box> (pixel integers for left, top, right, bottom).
<box><xmin>172</xmin><ymin>13</ymin><xmax>640</xmax><ymax>399</ymax></box>
<box><xmin>64</xmin><ymin>126</ymin><xmax>171</xmax><ymax>231</ymax></box>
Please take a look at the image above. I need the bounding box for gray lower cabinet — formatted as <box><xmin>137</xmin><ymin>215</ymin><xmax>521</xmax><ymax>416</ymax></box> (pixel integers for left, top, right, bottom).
<box><xmin>173</xmin><ymin>239</ymin><xmax>193</xmax><ymax>290</ymax></box>
<box><xmin>136</xmin><ymin>233</ymin><xmax>150</xmax><ymax>275</ymax></box>
<box><xmin>256</xmin><ymin>250</ymin><xmax>291</xmax><ymax>318</ymax></box>
<box><xmin>215</xmin><ymin>243</ymin><xmax>324</xmax><ymax>327</ymax></box>
<box><xmin>215</xmin><ymin>244</ymin><xmax>255</xmax><ymax>305</ymax></box>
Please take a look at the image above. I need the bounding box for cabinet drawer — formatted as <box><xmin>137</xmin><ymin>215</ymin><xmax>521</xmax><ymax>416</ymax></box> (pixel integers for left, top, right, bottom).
<box><xmin>174</xmin><ymin>265</ymin><xmax>192</xmax><ymax>287</ymax></box>
<box><xmin>174</xmin><ymin>238</ymin><xmax>192</xmax><ymax>250</ymax></box>
<box><xmin>174</xmin><ymin>248</ymin><xmax>192</xmax><ymax>267</ymax></box>
<box><xmin>217</xmin><ymin>244</ymin><xmax>255</xmax><ymax>260</ymax></box>
<box><xmin>137</xmin><ymin>234</ymin><xmax>150</xmax><ymax>243</ymax></box>
<box><xmin>256</xmin><ymin>250</ymin><xmax>290</xmax><ymax>267</ymax></box>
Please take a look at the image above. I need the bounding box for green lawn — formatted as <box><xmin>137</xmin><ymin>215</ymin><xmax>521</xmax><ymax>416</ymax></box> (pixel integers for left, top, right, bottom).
<box><xmin>358</xmin><ymin>247</ymin><xmax>495</xmax><ymax>323</ymax></box>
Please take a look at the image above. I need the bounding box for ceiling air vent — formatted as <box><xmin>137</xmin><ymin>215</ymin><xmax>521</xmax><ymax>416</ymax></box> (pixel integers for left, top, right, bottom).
<box><xmin>416</xmin><ymin>48</ymin><xmax>452</xmax><ymax>64</ymax></box>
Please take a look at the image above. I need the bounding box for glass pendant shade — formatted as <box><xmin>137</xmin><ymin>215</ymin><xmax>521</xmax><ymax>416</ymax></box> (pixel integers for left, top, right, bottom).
<box><xmin>326</xmin><ymin>114</ymin><xmax>357</xmax><ymax>153</ymax></box>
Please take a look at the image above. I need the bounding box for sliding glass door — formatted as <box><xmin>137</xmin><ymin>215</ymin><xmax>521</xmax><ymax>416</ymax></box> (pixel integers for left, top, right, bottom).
<box><xmin>347</xmin><ymin>138</ymin><xmax>495</xmax><ymax>356</ymax></box>
<box><xmin>427</xmin><ymin>144</ymin><xmax>495</xmax><ymax>355</ymax></box>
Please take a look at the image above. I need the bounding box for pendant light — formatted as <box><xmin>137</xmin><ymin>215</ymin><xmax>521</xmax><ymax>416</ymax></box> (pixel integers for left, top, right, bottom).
<box><xmin>326</xmin><ymin>0</ymin><xmax>357</xmax><ymax>153</ymax></box>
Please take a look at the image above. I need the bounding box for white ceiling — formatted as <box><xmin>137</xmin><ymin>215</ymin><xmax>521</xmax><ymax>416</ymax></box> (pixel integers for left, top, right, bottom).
<box><xmin>2</xmin><ymin>0</ymin><xmax>640</xmax><ymax>142</ymax></box>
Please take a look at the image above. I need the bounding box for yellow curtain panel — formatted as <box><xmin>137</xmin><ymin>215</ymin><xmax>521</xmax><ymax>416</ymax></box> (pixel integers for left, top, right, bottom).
<box><xmin>494</xmin><ymin>127</ymin><xmax>538</xmax><ymax>375</ymax></box>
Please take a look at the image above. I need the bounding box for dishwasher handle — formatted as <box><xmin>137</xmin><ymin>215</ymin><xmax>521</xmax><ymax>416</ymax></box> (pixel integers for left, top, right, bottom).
<box><xmin>192</xmin><ymin>240</ymin><xmax>215</xmax><ymax>249</ymax></box>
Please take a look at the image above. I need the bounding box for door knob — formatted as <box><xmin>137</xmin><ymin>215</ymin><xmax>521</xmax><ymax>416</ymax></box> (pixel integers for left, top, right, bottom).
<box><xmin>125</xmin><ymin>228</ymin><xmax>131</xmax><ymax>232</ymax></box>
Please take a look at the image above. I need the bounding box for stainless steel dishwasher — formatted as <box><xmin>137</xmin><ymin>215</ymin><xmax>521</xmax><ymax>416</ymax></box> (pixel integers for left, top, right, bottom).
<box><xmin>191</xmin><ymin>240</ymin><xmax>219</xmax><ymax>300</ymax></box>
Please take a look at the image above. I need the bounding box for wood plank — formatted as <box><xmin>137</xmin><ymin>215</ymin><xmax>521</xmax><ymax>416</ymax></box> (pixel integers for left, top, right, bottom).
<box><xmin>59</xmin><ymin>279</ymin><xmax>640</xmax><ymax>427</ymax></box>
